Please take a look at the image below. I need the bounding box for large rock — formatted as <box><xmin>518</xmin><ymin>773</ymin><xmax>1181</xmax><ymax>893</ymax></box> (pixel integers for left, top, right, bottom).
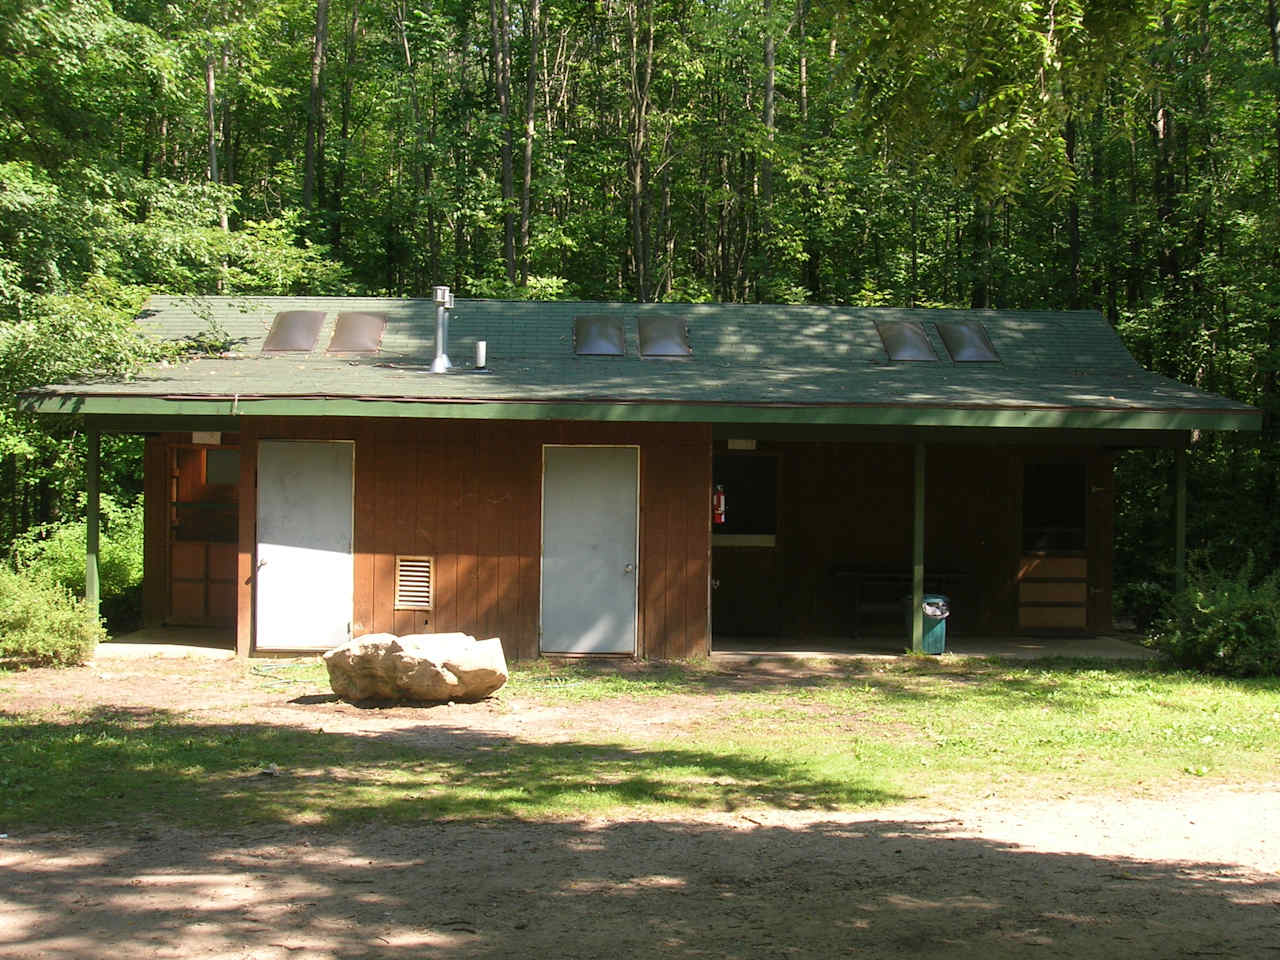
<box><xmin>323</xmin><ymin>632</ymin><xmax>508</xmax><ymax>703</ymax></box>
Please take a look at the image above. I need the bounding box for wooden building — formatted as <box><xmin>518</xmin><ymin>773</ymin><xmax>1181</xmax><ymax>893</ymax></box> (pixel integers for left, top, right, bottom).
<box><xmin>25</xmin><ymin>296</ymin><xmax>1260</xmax><ymax>657</ymax></box>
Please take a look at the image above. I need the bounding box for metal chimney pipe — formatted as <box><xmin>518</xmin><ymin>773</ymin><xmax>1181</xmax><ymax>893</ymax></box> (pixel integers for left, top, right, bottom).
<box><xmin>431</xmin><ymin>285</ymin><xmax>452</xmax><ymax>373</ymax></box>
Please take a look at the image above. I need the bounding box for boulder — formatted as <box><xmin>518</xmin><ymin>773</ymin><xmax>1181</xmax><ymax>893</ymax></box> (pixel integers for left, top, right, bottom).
<box><xmin>323</xmin><ymin>632</ymin><xmax>508</xmax><ymax>703</ymax></box>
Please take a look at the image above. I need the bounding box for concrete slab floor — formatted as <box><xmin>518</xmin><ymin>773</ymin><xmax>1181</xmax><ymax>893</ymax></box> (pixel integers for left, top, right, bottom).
<box><xmin>95</xmin><ymin>626</ymin><xmax>236</xmax><ymax>661</ymax></box>
<box><xmin>712</xmin><ymin>633</ymin><xmax>1156</xmax><ymax>662</ymax></box>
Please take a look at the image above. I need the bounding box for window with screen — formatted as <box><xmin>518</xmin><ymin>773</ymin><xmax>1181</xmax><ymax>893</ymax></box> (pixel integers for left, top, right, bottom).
<box><xmin>1023</xmin><ymin>462</ymin><xmax>1086</xmax><ymax>552</ymax></box>
<box><xmin>712</xmin><ymin>455</ymin><xmax>778</xmax><ymax>536</ymax></box>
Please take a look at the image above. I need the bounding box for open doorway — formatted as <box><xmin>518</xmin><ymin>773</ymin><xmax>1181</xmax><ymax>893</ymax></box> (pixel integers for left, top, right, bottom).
<box><xmin>710</xmin><ymin>453</ymin><xmax>781</xmax><ymax>637</ymax></box>
<box><xmin>166</xmin><ymin>443</ymin><xmax>239</xmax><ymax>627</ymax></box>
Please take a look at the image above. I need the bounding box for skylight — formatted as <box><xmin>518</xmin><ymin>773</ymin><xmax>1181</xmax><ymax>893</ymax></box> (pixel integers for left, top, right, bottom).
<box><xmin>638</xmin><ymin>315</ymin><xmax>692</xmax><ymax>357</ymax></box>
<box><xmin>937</xmin><ymin>320</ymin><xmax>999</xmax><ymax>362</ymax></box>
<box><xmin>876</xmin><ymin>321</ymin><xmax>937</xmax><ymax>361</ymax></box>
<box><xmin>574</xmin><ymin>315</ymin><xmax>626</xmax><ymax>356</ymax></box>
<box><xmin>327</xmin><ymin>311</ymin><xmax>387</xmax><ymax>353</ymax></box>
<box><xmin>262</xmin><ymin>310</ymin><xmax>325</xmax><ymax>352</ymax></box>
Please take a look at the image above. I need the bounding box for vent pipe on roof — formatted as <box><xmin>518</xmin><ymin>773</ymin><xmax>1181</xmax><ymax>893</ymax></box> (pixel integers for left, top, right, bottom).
<box><xmin>431</xmin><ymin>285</ymin><xmax>454</xmax><ymax>373</ymax></box>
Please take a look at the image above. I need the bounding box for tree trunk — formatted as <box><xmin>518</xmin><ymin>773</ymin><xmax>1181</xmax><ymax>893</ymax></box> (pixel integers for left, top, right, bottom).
<box><xmin>490</xmin><ymin>0</ymin><xmax>516</xmax><ymax>282</ymax></box>
<box><xmin>798</xmin><ymin>0</ymin><xmax>807</xmax><ymax>123</ymax></box>
<box><xmin>970</xmin><ymin>200</ymin><xmax>990</xmax><ymax>308</ymax></box>
<box><xmin>761</xmin><ymin>0</ymin><xmax>775</xmax><ymax>209</ymax></box>
<box><xmin>304</xmin><ymin>0</ymin><xmax>330</xmax><ymax>211</ymax></box>
<box><xmin>331</xmin><ymin>0</ymin><xmax>359</xmax><ymax>248</ymax></box>
<box><xmin>220</xmin><ymin>43</ymin><xmax>235</xmax><ymax>199</ymax></box>
<box><xmin>519</xmin><ymin>0</ymin><xmax>541</xmax><ymax>283</ymax></box>
<box><xmin>1264</xmin><ymin>0</ymin><xmax>1280</xmax><ymax>561</ymax></box>
<box><xmin>205</xmin><ymin>56</ymin><xmax>228</xmax><ymax>232</ymax></box>
<box><xmin>1065</xmin><ymin>115</ymin><xmax>1081</xmax><ymax>308</ymax></box>
<box><xmin>625</xmin><ymin>0</ymin><xmax>654</xmax><ymax>301</ymax></box>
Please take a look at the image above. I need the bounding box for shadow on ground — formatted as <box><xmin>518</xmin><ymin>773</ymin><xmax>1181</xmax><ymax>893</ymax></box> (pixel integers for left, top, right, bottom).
<box><xmin>1</xmin><ymin>814</ymin><xmax>1273</xmax><ymax>959</ymax></box>
<box><xmin>0</xmin><ymin>706</ymin><xmax>899</xmax><ymax>827</ymax></box>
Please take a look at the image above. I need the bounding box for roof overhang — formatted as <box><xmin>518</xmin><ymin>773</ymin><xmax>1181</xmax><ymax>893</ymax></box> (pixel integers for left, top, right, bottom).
<box><xmin>23</xmin><ymin>392</ymin><xmax>1264</xmax><ymax>433</ymax></box>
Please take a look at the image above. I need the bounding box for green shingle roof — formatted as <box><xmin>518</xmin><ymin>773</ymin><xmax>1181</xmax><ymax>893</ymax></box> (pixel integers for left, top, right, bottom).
<box><xmin>25</xmin><ymin>296</ymin><xmax>1261</xmax><ymax>431</ymax></box>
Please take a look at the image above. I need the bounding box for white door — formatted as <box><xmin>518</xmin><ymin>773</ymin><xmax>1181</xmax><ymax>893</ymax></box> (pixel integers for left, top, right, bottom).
<box><xmin>541</xmin><ymin>446</ymin><xmax>639</xmax><ymax>654</ymax></box>
<box><xmin>256</xmin><ymin>440</ymin><xmax>354</xmax><ymax>651</ymax></box>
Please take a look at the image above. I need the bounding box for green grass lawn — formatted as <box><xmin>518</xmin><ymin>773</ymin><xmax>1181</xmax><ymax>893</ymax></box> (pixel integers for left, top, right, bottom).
<box><xmin>2</xmin><ymin>656</ymin><xmax>1277</xmax><ymax>831</ymax></box>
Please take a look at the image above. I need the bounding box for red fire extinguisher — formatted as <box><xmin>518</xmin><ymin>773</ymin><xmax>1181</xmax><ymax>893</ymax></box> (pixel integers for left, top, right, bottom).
<box><xmin>712</xmin><ymin>483</ymin><xmax>726</xmax><ymax>525</ymax></box>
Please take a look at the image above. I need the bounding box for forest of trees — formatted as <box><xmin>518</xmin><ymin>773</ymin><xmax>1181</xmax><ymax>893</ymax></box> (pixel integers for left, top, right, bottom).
<box><xmin>1</xmin><ymin>0</ymin><xmax>1278</xmax><ymax>603</ymax></box>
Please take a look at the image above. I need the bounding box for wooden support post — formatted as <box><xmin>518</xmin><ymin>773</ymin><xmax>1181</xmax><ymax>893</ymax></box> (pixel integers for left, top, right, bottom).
<box><xmin>1175</xmin><ymin>446</ymin><xmax>1187</xmax><ymax>594</ymax></box>
<box><xmin>912</xmin><ymin>442</ymin><xmax>925</xmax><ymax>652</ymax></box>
<box><xmin>86</xmin><ymin>427</ymin><xmax>101</xmax><ymax>621</ymax></box>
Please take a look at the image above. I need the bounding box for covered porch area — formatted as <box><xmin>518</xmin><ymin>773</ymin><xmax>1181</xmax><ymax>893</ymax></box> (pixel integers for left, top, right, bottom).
<box><xmin>709</xmin><ymin>424</ymin><xmax>1191</xmax><ymax>655</ymax></box>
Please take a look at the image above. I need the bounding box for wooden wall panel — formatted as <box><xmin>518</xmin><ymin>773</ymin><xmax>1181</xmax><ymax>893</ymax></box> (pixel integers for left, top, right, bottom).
<box><xmin>236</xmin><ymin>421</ymin><xmax>258</xmax><ymax>657</ymax></box>
<box><xmin>142</xmin><ymin>416</ymin><xmax>705</xmax><ymax>658</ymax></box>
<box><xmin>150</xmin><ymin>419</ymin><xmax>1117</xmax><ymax>655</ymax></box>
<box><xmin>142</xmin><ymin>436</ymin><xmax>168</xmax><ymax>627</ymax></box>
<box><xmin>352</xmin><ymin>421</ymin><xmax>376</xmax><ymax>637</ymax></box>
<box><xmin>512</xmin><ymin>431</ymin><xmax>541</xmax><ymax>659</ymax></box>
<box><xmin>1088</xmin><ymin>453</ymin><xmax>1115</xmax><ymax>633</ymax></box>
<box><xmin>753</xmin><ymin>442</ymin><xmax>1030</xmax><ymax>638</ymax></box>
<box><xmin>641</xmin><ymin>443</ymin><xmax>670</xmax><ymax>658</ymax></box>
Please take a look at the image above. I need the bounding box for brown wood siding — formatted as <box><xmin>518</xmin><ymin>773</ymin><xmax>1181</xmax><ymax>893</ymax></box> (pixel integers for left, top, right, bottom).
<box><xmin>1088</xmin><ymin>453</ymin><xmax>1115</xmax><ymax>632</ymax></box>
<box><xmin>756</xmin><ymin>442</ymin><xmax>1020</xmax><ymax>637</ymax></box>
<box><xmin>236</xmin><ymin>425</ymin><xmax>257</xmax><ymax>657</ymax></box>
<box><xmin>217</xmin><ymin>417</ymin><xmax>709</xmax><ymax>658</ymax></box>
<box><xmin>142</xmin><ymin>436</ymin><xmax>167</xmax><ymax>626</ymax></box>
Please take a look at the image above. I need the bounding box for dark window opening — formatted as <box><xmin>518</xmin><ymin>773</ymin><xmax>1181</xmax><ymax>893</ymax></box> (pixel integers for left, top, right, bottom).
<box><xmin>713</xmin><ymin>455</ymin><xmax>778</xmax><ymax>536</ymax></box>
<box><xmin>328</xmin><ymin>311</ymin><xmax>387</xmax><ymax>353</ymax></box>
<box><xmin>937</xmin><ymin>320</ymin><xmax>999</xmax><ymax>362</ymax></box>
<box><xmin>638</xmin><ymin>315</ymin><xmax>692</xmax><ymax>357</ymax></box>
<box><xmin>574</xmin><ymin>315</ymin><xmax>626</xmax><ymax>356</ymax></box>
<box><xmin>171</xmin><ymin>446</ymin><xmax>239</xmax><ymax>543</ymax></box>
<box><xmin>1023</xmin><ymin>462</ymin><xmax>1086</xmax><ymax>552</ymax></box>
<box><xmin>875</xmin><ymin>321</ymin><xmax>937</xmax><ymax>361</ymax></box>
<box><xmin>262</xmin><ymin>310</ymin><xmax>325</xmax><ymax>352</ymax></box>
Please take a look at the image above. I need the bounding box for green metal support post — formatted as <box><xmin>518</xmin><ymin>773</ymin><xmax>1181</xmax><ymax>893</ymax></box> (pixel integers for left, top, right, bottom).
<box><xmin>86</xmin><ymin>427</ymin><xmax>100</xmax><ymax>620</ymax></box>
<box><xmin>1175</xmin><ymin>446</ymin><xmax>1187</xmax><ymax>594</ymax></box>
<box><xmin>912</xmin><ymin>442</ymin><xmax>925</xmax><ymax>652</ymax></box>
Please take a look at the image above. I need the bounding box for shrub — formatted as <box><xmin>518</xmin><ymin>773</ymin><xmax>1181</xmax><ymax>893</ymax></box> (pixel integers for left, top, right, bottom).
<box><xmin>11</xmin><ymin>496</ymin><xmax>143</xmax><ymax>631</ymax></box>
<box><xmin>1117</xmin><ymin>579</ymin><xmax>1171</xmax><ymax>632</ymax></box>
<box><xmin>0</xmin><ymin>565</ymin><xmax>105</xmax><ymax>666</ymax></box>
<box><xmin>1148</xmin><ymin>557</ymin><xmax>1280</xmax><ymax>677</ymax></box>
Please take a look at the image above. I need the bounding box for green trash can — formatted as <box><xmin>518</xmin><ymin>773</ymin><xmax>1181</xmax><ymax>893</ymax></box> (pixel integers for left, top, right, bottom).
<box><xmin>920</xmin><ymin>594</ymin><xmax>950</xmax><ymax>655</ymax></box>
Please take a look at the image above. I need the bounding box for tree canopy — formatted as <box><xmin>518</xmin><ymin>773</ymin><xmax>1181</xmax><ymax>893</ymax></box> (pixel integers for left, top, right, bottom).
<box><xmin>1</xmin><ymin>0</ymin><xmax>1277</xmax><ymax>588</ymax></box>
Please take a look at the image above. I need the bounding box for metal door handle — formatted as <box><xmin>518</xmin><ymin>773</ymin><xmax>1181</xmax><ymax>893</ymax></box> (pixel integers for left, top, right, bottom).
<box><xmin>624</xmin><ymin>563</ymin><xmax>635</xmax><ymax>574</ymax></box>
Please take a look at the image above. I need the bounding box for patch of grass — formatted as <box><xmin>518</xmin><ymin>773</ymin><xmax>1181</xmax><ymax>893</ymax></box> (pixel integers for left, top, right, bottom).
<box><xmin>0</xmin><ymin>706</ymin><xmax>895</xmax><ymax>829</ymax></box>
<box><xmin>2</xmin><ymin>657</ymin><xmax>1278</xmax><ymax>831</ymax></box>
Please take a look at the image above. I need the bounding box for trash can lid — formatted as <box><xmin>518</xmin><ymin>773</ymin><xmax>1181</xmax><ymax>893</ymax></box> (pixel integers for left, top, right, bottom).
<box><xmin>923</xmin><ymin>593</ymin><xmax>949</xmax><ymax>603</ymax></box>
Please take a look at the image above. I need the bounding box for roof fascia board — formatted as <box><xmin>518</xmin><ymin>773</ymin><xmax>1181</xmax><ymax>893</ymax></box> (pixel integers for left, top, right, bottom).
<box><xmin>27</xmin><ymin>394</ymin><xmax>1262</xmax><ymax>432</ymax></box>
<box><xmin>711</xmin><ymin>424</ymin><xmax>1193</xmax><ymax>448</ymax></box>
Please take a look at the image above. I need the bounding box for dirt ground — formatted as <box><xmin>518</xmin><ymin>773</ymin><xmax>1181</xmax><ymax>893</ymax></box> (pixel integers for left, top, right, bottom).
<box><xmin>2</xmin><ymin>657</ymin><xmax>1278</xmax><ymax>959</ymax></box>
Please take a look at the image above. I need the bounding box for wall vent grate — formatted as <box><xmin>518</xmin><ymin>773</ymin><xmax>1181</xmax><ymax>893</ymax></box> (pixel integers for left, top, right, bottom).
<box><xmin>394</xmin><ymin>555</ymin><xmax>433</xmax><ymax>609</ymax></box>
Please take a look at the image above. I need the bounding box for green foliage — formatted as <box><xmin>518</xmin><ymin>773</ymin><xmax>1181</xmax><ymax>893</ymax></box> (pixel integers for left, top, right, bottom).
<box><xmin>12</xmin><ymin>495</ymin><xmax>143</xmax><ymax>599</ymax></box>
<box><xmin>1117</xmin><ymin>580</ymin><xmax>1171</xmax><ymax>633</ymax></box>
<box><xmin>1150</xmin><ymin>558</ymin><xmax>1280</xmax><ymax>677</ymax></box>
<box><xmin>4</xmin><ymin>657</ymin><xmax>1279</xmax><ymax>828</ymax></box>
<box><xmin>463</xmin><ymin>274</ymin><xmax>574</xmax><ymax>301</ymax></box>
<box><xmin>0</xmin><ymin>565</ymin><xmax>105</xmax><ymax>667</ymax></box>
